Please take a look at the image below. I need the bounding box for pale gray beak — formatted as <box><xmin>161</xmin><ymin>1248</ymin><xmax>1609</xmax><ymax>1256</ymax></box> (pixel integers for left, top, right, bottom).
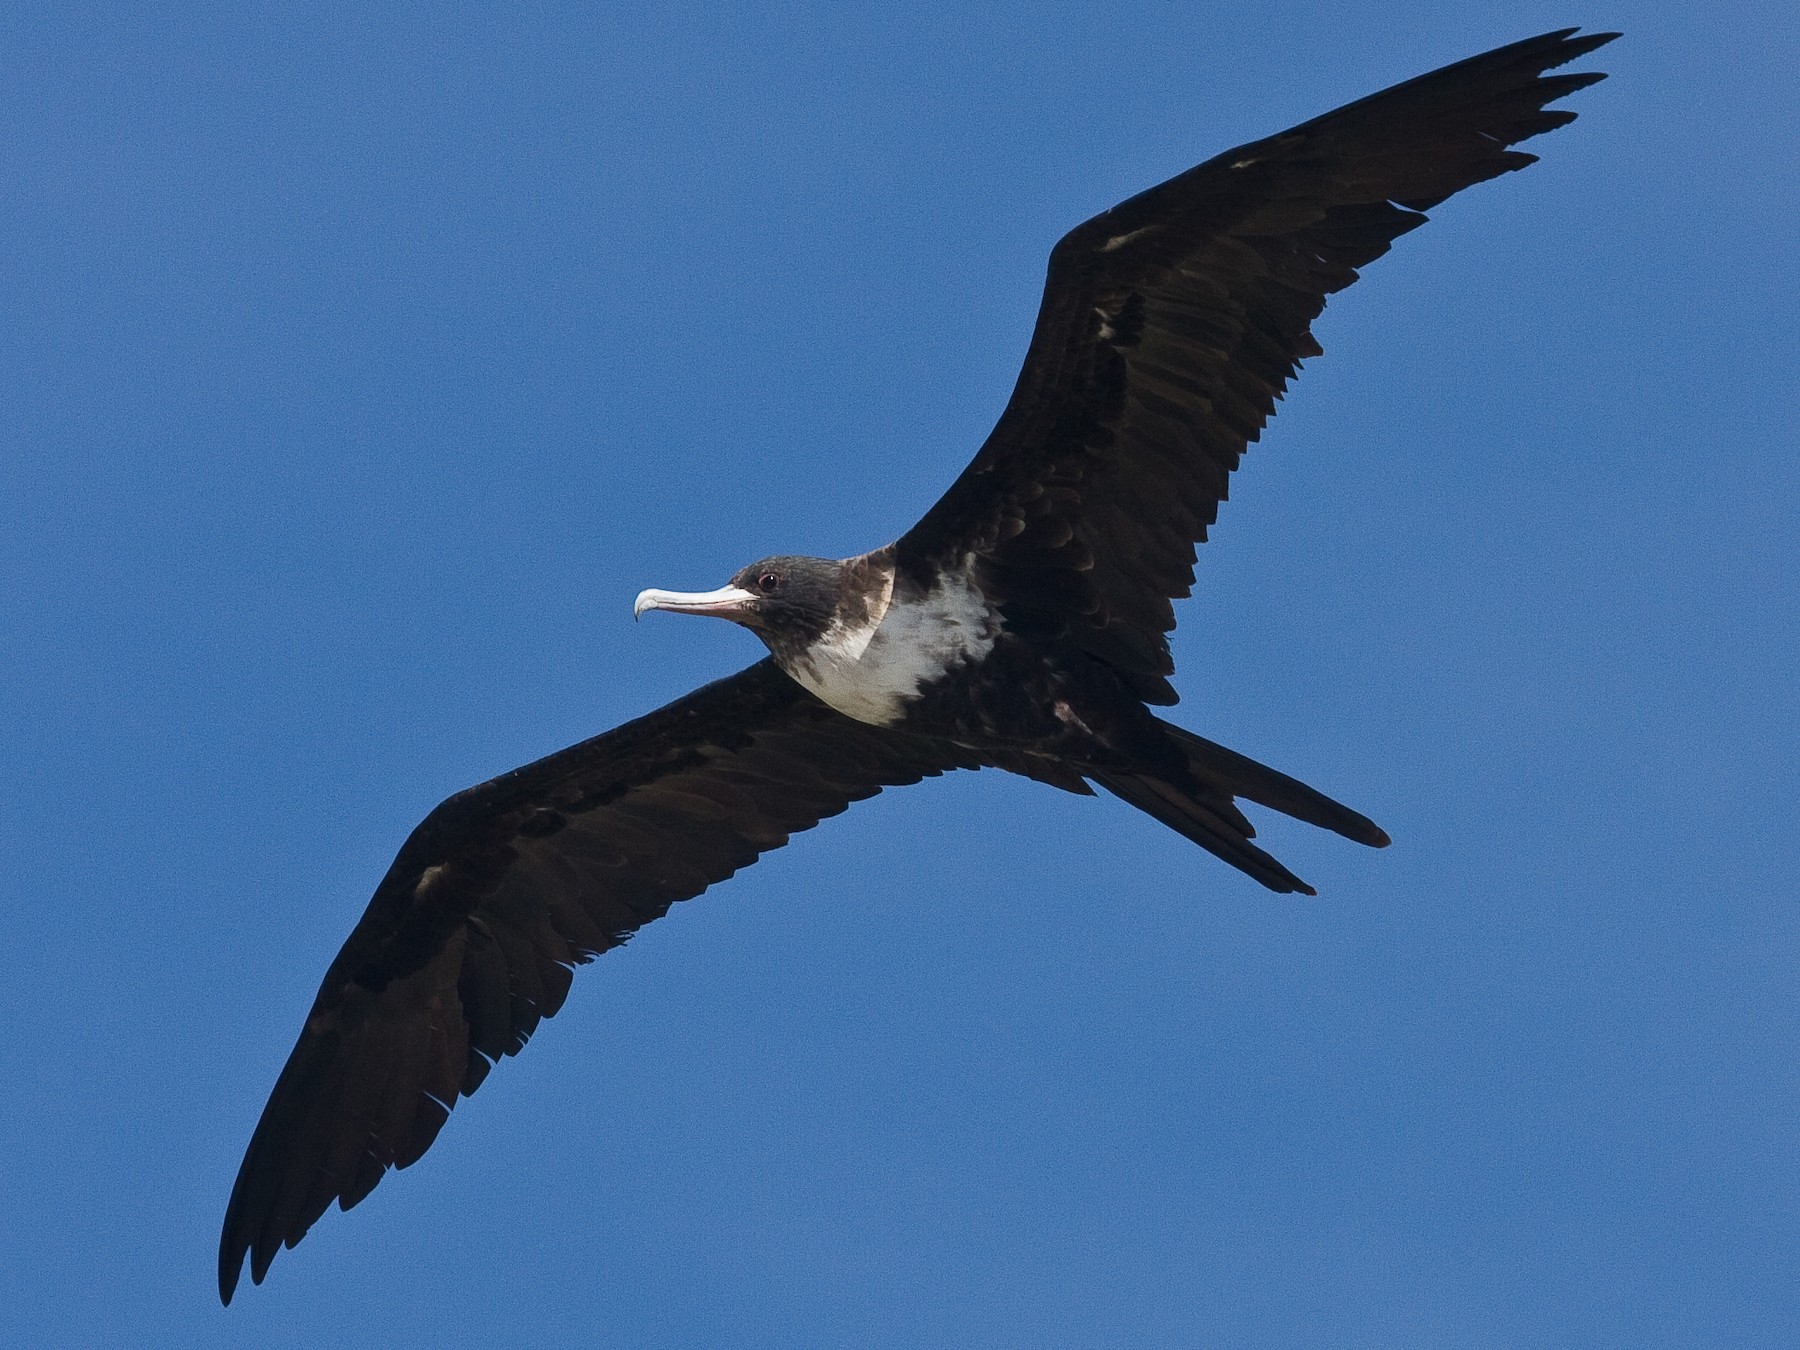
<box><xmin>633</xmin><ymin>584</ymin><xmax>760</xmax><ymax>622</ymax></box>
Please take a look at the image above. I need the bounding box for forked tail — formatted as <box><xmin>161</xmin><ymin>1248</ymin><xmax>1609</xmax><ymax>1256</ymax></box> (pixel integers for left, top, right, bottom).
<box><xmin>1090</xmin><ymin>720</ymin><xmax>1389</xmax><ymax>895</ymax></box>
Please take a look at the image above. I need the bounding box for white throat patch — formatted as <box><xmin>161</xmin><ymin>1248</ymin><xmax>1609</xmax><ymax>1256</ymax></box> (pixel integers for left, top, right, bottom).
<box><xmin>789</xmin><ymin>566</ymin><xmax>998</xmax><ymax>726</ymax></box>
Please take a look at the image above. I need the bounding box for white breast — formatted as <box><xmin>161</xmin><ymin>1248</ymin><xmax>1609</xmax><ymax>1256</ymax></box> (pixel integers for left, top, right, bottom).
<box><xmin>789</xmin><ymin>569</ymin><xmax>998</xmax><ymax>726</ymax></box>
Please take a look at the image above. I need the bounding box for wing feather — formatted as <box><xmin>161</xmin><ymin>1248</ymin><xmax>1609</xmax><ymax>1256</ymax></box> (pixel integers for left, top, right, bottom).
<box><xmin>219</xmin><ymin>659</ymin><xmax>974</xmax><ymax>1302</ymax></box>
<box><xmin>897</xmin><ymin>29</ymin><xmax>1616</xmax><ymax>702</ymax></box>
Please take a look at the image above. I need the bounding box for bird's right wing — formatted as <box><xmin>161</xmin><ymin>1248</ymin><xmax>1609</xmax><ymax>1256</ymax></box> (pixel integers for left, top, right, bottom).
<box><xmin>219</xmin><ymin>658</ymin><xmax>976</xmax><ymax>1302</ymax></box>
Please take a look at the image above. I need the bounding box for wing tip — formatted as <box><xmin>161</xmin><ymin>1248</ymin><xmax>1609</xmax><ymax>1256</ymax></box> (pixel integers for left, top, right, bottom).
<box><xmin>1507</xmin><ymin>26</ymin><xmax>1621</xmax><ymax>64</ymax></box>
<box><xmin>216</xmin><ymin>1223</ymin><xmax>261</xmax><ymax>1306</ymax></box>
<box><xmin>217</xmin><ymin>1167</ymin><xmax>256</xmax><ymax>1304</ymax></box>
<box><xmin>217</xmin><ymin>1257</ymin><xmax>241</xmax><ymax>1307</ymax></box>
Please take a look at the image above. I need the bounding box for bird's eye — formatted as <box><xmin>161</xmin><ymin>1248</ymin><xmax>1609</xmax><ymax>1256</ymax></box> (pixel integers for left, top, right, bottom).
<box><xmin>756</xmin><ymin>572</ymin><xmax>781</xmax><ymax>594</ymax></box>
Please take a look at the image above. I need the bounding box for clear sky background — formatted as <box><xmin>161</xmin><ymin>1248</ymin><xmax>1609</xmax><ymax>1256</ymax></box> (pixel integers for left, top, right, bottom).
<box><xmin>3</xmin><ymin>3</ymin><xmax>1795</xmax><ymax>1346</ymax></box>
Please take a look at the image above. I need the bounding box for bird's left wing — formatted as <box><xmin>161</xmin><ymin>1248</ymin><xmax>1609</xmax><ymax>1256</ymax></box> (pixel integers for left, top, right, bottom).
<box><xmin>896</xmin><ymin>29</ymin><xmax>1615</xmax><ymax>704</ymax></box>
<box><xmin>219</xmin><ymin>657</ymin><xmax>976</xmax><ymax>1302</ymax></box>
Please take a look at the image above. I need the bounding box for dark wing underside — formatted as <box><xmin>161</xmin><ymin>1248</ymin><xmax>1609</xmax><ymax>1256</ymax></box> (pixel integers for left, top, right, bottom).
<box><xmin>219</xmin><ymin>659</ymin><xmax>976</xmax><ymax>1302</ymax></box>
<box><xmin>896</xmin><ymin>28</ymin><xmax>1615</xmax><ymax>704</ymax></box>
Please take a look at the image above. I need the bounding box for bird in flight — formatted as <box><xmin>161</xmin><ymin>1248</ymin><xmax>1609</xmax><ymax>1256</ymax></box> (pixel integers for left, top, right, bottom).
<box><xmin>220</xmin><ymin>28</ymin><xmax>1615</xmax><ymax>1302</ymax></box>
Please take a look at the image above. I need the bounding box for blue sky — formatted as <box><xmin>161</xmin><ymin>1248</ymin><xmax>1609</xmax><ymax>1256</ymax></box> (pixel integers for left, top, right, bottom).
<box><xmin>3</xmin><ymin>3</ymin><xmax>1796</xmax><ymax>1346</ymax></box>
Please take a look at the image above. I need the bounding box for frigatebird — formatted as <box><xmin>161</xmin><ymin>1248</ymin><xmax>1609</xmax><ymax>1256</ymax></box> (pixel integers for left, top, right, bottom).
<box><xmin>219</xmin><ymin>28</ymin><xmax>1615</xmax><ymax>1301</ymax></box>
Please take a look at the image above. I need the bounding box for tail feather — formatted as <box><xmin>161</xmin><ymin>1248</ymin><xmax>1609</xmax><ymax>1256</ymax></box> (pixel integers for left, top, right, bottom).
<box><xmin>1162</xmin><ymin>723</ymin><xmax>1391</xmax><ymax>849</ymax></box>
<box><xmin>1091</xmin><ymin>769</ymin><xmax>1319</xmax><ymax>896</ymax></box>
<box><xmin>1090</xmin><ymin>720</ymin><xmax>1388</xmax><ymax>895</ymax></box>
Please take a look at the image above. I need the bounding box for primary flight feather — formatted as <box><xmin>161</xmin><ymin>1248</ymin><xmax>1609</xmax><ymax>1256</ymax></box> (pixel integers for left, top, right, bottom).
<box><xmin>221</xmin><ymin>27</ymin><xmax>1616</xmax><ymax>1301</ymax></box>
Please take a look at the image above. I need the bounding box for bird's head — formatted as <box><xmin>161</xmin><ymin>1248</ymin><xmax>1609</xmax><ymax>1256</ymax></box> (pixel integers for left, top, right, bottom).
<box><xmin>634</xmin><ymin>555</ymin><xmax>844</xmax><ymax>657</ymax></box>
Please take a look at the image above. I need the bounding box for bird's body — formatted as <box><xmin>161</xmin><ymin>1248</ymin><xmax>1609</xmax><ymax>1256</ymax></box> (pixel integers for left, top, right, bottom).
<box><xmin>777</xmin><ymin>553</ymin><xmax>999</xmax><ymax>731</ymax></box>
<box><xmin>639</xmin><ymin>545</ymin><xmax>1388</xmax><ymax>892</ymax></box>
<box><xmin>220</xmin><ymin>29</ymin><xmax>1616</xmax><ymax>1302</ymax></box>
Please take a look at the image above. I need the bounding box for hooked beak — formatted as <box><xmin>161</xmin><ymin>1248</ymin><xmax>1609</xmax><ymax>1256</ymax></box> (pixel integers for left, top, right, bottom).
<box><xmin>633</xmin><ymin>584</ymin><xmax>760</xmax><ymax>623</ymax></box>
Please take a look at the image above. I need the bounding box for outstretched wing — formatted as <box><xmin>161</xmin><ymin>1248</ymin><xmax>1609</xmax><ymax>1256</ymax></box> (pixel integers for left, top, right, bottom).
<box><xmin>896</xmin><ymin>29</ymin><xmax>1615</xmax><ymax>703</ymax></box>
<box><xmin>219</xmin><ymin>659</ymin><xmax>975</xmax><ymax>1302</ymax></box>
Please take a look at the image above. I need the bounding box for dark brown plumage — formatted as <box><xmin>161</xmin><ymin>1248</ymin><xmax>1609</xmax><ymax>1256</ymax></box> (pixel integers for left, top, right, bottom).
<box><xmin>898</xmin><ymin>28</ymin><xmax>1615</xmax><ymax>704</ymax></box>
<box><xmin>220</xmin><ymin>661</ymin><xmax>975</xmax><ymax>1300</ymax></box>
<box><xmin>220</xmin><ymin>28</ymin><xmax>1614</xmax><ymax>1303</ymax></box>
